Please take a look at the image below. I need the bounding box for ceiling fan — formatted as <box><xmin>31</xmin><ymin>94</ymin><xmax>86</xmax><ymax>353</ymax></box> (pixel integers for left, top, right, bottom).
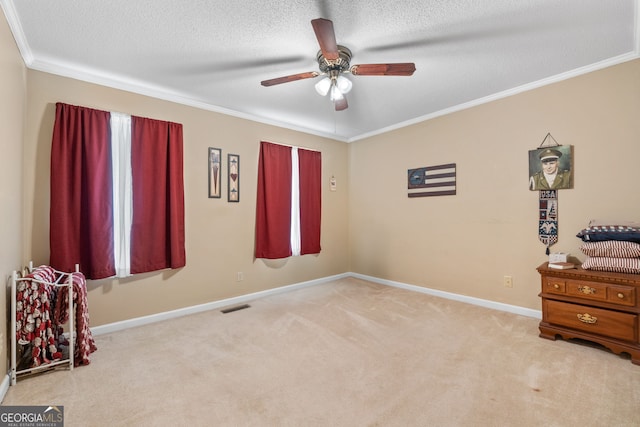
<box><xmin>260</xmin><ymin>18</ymin><xmax>416</xmax><ymax>111</ymax></box>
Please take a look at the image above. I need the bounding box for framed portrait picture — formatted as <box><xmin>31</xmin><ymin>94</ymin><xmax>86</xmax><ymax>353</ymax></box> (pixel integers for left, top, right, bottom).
<box><xmin>528</xmin><ymin>145</ymin><xmax>573</xmax><ymax>191</ymax></box>
<box><xmin>208</xmin><ymin>147</ymin><xmax>221</xmax><ymax>198</ymax></box>
<box><xmin>228</xmin><ymin>154</ymin><xmax>240</xmax><ymax>202</ymax></box>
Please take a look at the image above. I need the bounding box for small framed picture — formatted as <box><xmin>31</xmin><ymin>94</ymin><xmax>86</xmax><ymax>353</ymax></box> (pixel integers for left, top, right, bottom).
<box><xmin>208</xmin><ymin>147</ymin><xmax>221</xmax><ymax>198</ymax></box>
<box><xmin>228</xmin><ymin>154</ymin><xmax>240</xmax><ymax>202</ymax></box>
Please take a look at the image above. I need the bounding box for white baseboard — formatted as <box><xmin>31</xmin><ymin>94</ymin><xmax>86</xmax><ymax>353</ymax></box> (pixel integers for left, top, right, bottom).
<box><xmin>350</xmin><ymin>273</ymin><xmax>542</xmax><ymax>319</ymax></box>
<box><xmin>0</xmin><ymin>374</ymin><xmax>9</xmax><ymax>402</ymax></box>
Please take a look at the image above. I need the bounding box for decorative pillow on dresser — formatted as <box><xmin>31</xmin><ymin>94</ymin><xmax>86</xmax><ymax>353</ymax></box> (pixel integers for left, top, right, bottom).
<box><xmin>576</xmin><ymin>225</ymin><xmax>640</xmax><ymax>243</ymax></box>
<box><xmin>581</xmin><ymin>256</ymin><xmax>640</xmax><ymax>274</ymax></box>
<box><xmin>580</xmin><ymin>240</ymin><xmax>640</xmax><ymax>258</ymax></box>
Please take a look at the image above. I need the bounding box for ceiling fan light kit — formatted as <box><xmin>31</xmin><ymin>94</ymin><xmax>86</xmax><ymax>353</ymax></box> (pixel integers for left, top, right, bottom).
<box><xmin>335</xmin><ymin>75</ymin><xmax>352</xmax><ymax>94</ymax></box>
<box><xmin>314</xmin><ymin>77</ymin><xmax>332</xmax><ymax>96</ymax></box>
<box><xmin>329</xmin><ymin>85</ymin><xmax>344</xmax><ymax>101</ymax></box>
<box><xmin>261</xmin><ymin>18</ymin><xmax>416</xmax><ymax>111</ymax></box>
<box><xmin>315</xmin><ymin>73</ymin><xmax>352</xmax><ymax>98</ymax></box>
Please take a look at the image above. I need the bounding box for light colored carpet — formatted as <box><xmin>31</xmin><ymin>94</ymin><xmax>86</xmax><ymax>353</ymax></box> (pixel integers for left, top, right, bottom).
<box><xmin>2</xmin><ymin>277</ymin><xmax>639</xmax><ymax>426</ymax></box>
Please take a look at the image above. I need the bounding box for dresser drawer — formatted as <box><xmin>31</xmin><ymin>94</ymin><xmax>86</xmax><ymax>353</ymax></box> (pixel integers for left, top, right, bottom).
<box><xmin>607</xmin><ymin>285</ymin><xmax>636</xmax><ymax>307</ymax></box>
<box><xmin>563</xmin><ymin>280</ymin><xmax>636</xmax><ymax>307</ymax></box>
<box><xmin>544</xmin><ymin>299</ymin><xmax>637</xmax><ymax>342</ymax></box>
<box><xmin>566</xmin><ymin>280</ymin><xmax>607</xmax><ymax>302</ymax></box>
<box><xmin>543</xmin><ymin>278</ymin><xmax>566</xmax><ymax>295</ymax></box>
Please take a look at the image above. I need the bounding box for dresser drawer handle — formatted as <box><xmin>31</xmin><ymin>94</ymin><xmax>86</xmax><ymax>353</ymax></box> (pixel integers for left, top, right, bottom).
<box><xmin>617</xmin><ymin>293</ymin><xmax>625</xmax><ymax>299</ymax></box>
<box><xmin>578</xmin><ymin>286</ymin><xmax>596</xmax><ymax>295</ymax></box>
<box><xmin>553</xmin><ymin>284</ymin><xmax>560</xmax><ymax>289</ymax></box>
<box><xmin>577</xmin><ymin>313</ymin><xmax>598</xmax><ymax>324</ymax></box>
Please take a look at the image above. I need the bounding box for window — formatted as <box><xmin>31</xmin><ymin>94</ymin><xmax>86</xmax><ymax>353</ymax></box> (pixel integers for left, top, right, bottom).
<box><xmin>255</xmin><ymin>141</ymin><xmax>321</xmax><ymax>259</ymax></box>
<box><xmin>50</xmin><ymin>103</ymin><xmax>186</xmax><ymax>279</ymax></box>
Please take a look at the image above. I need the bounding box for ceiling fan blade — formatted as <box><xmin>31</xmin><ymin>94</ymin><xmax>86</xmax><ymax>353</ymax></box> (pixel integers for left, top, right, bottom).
<box><xmin>334</xmin><ymin>96</ymin><xmax>348</xmax><ymax>111</ymax></box>
<box><xmin>350</xmin><ymin>63</ymin><xmax>416</xmax><ymax>76</ymax></box>
<box><xmin>261</xmin><ymin>71</ymin><xmax>319</xmax><ymax>87</ymax></box>
<box><xmin>311</xmin><ymin>18</ymin><xmax>339</xmax><ymax>61</ymax></box>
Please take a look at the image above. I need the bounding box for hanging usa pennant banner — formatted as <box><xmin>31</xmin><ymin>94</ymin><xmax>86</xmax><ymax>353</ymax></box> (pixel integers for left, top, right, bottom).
<box><xmin>539</xmin><ymin>190</ymin><xmax>558</xmax><ymax>254</ymax></box>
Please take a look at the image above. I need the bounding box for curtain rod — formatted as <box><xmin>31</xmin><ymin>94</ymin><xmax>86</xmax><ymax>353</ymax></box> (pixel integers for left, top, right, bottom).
<box><xmin>261</xmin><ymin>140</ymin><xmax>321</xmax><ymax>152</ymax></box>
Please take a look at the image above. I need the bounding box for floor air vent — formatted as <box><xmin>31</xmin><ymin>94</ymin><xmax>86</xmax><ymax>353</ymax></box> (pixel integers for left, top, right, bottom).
<box><xmin>221</xmin><ymin>304</ymin><xmax>251</xmax><ymax>314</ymax></box>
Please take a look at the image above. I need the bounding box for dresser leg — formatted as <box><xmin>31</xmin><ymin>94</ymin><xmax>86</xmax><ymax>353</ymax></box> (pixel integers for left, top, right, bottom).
<box><xmin>538</xmin><ymin>323</ymin><xmax>558</xmax><ymax>341</ymax></box>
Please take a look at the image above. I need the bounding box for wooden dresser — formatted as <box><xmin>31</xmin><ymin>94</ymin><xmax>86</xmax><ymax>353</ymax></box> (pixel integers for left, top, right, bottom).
<box><xmin>537</xmin><ymin>262</ymin><xmax>640</xmax><ymax>365</ymax></box>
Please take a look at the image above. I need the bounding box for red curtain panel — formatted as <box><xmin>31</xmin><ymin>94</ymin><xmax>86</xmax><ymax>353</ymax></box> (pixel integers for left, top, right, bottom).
<box><xmin>50</xmin><ymin>103</ymin><xmax>116</xmax><ymax>279</ymax></box>
<box><xmin>298</xmin><ymin>148</ymin><xmax>322</xmax><ymax>255</ymax></box>
<box><xmin>130</xmin><ymin>115</ymin><xmax>186</xmax><ymax>274</ymax></box>
<box><xmin>255</xmin><ymin>141</ymin><xmax>293</xmax><ymax>259</ymax></box>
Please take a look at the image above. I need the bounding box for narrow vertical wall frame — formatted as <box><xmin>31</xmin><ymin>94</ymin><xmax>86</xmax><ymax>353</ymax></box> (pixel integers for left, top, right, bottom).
<box><xmin>208</xmin><ymin>147</ymin><xmax>221</xmax><ymax>198</ymax></box>
<box><xmin>228</xmin><ymin>154</ymin><xmax>240</xmax><ymax>202</ymax></box>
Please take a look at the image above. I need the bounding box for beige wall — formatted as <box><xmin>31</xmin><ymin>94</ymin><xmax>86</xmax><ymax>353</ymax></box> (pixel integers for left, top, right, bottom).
<box><xmin>0</xmin><ymin>11</ymin><xmax>26</xmax><ymax>373</ymax></box>
<box><xmin>24</xmin><ymin>71</ymin><xmax>350</xmax><ymax>326</ymax></box>
<box><xmin>349</xmin><ymin>59</ymin><xmax>640</xmax><ymax>310</ymax></box>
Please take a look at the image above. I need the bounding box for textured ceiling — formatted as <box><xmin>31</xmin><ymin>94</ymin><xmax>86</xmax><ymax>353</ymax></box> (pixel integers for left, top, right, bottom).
<box><xmin>2</xmin><ymin>0</ymin><xmax>638</xmax><ymax>142</ymax></box>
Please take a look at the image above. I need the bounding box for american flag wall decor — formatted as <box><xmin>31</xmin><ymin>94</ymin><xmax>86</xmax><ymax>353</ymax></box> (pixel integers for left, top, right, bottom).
<box><xmin>407</xmin><ymin>163</ymin><xmax>456</xmax><ymax>198</ymax></box>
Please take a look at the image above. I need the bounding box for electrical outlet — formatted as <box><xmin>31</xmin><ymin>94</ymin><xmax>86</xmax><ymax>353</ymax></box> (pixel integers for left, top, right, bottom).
<box><xmin>237</xmin><ymin>272</ymin><xmax>244</xmax><ymax>282</ymax></box>
<box><xmin>504</xmin><ymin>275</ymin><xmax>513</xmax><ymax>288</ymax></box>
